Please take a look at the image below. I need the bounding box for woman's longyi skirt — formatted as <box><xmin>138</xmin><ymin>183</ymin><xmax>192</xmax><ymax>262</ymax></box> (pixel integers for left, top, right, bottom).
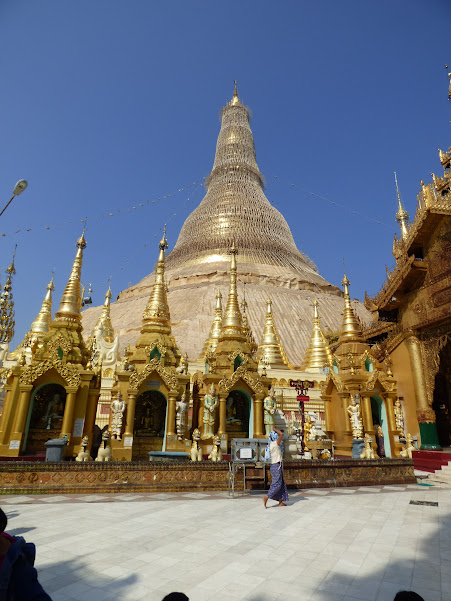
<box><xmin>268</xmin><ymin>462</ymin><xmax>289</xmax><ymax>502</ymax></box>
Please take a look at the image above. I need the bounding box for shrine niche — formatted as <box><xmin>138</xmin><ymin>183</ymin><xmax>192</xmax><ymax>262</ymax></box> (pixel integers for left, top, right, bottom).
<box><xmin>226</xmin><ymin>389</ymin><xmax>251</xmax><ymax>439</ymax></box>
<box><xmin>132</xmin><ymin>390</ymin><xmax>168</xmax><ymax>459</ymax></box>
<box><xmin>24</xmin><ymin>383</ymin><xmax>67</xmax><ymax>453</ymax></box>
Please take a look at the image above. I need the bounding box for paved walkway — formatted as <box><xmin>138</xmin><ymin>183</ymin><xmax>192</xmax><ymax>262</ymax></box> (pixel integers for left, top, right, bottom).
<box><xmin>2</xmin><ymin>483</ymin><xmax>450</xmax><ymax>601</ymax></box>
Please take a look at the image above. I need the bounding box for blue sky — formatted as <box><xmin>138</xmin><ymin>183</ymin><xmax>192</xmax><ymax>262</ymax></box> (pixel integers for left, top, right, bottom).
<box><xmin>1</xmin><ymin>0</ymin><xmax>450</xmax><ymax>348</ymax></box>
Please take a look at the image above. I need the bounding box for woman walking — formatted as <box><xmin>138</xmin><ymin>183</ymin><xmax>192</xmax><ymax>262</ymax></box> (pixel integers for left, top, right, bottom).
<box><xmin>263</xmin><ymin>427</ymin><xmax>288</xmax><ymax>508</ymax></box>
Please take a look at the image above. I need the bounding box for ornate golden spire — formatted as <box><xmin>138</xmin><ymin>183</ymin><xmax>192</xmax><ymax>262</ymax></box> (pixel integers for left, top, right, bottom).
<box><xmin>90</xmin><ymin>282</ymin><xmax>115</xmax><ymax>343</ymax></box>
<box><xmin>0</xmin><ymin>248</ymin><xmax>17</xmax><ymax>344</ymax></box>
<box><xmin>141</xmin><ymin>226</ymin><xmax>171</xmax><ymax>334</ymax></box>
<box><xmin>202</xmin><ymin>290</ymin><xmax>223</xmax><ymax>357</ymax></box>
<box><xmin>257</xmin><ymin>298</ymin><xmax>290</xmax><ymax>369</ymax></box>
<box><xmin>394</xmin><ymin>172</ymin><xmax>409</xmax><ymax>240</ymax></box>
<box><xmin>30</xmin><ymin>275</ymin><xmax>55</xmax><ymax>334</ymax></box>
<box><xmin>241</xmin><ymin>286</ymin><xmax>258</xmax><ymax>355</ymax></box>
<box><xmin>55</xmin><ymin>232</ymin><xmax>86</xmax><ymax>323</ymax></box>
<box><xmin>218</xmin><ymin>243</ymin><xmax>246</xmax><ymax>343</ymax></box>
<box><xmin>337</xmin><ymin>274</ymin><xmax>364</xmax><ymax>344</ymax></box>
<box><xmin>230</xmin><ymin>80</ymin><xmax>240</xmax><ymax>106</ymax></box>
<box><xmin>301</xmin><ymin>299</ymin><xmax>332</xmax><ymax>370</ymax></box>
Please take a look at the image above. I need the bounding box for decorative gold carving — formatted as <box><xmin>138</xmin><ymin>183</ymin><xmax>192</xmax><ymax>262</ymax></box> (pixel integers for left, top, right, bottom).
<box><xmin>47</xmin><ymin>333</ymin><xmax>72</xmax><ymax>359</ymax></box>
<box><xmin>19</xmin><ymin>358</ymin><xmax>81</xmax><ymax>387</ymax></box>
<box><xmin>144</xmin><ymin>342</ymin><xmax>167</xmax><ymax>359</ymax></box>
<box><xmin>420</xmin><ymin>323</ymin><xmax>451</xmax><ymax>408</ymax></box>
<box><xmin>128</xmin><ymin>357</ymin><xmax>179</xmax><ymax>393</ymax></box>
<box><xmin>218</xmin><ymin>364</ymin><xmax>263</xmax><ymax>394</ymax></box>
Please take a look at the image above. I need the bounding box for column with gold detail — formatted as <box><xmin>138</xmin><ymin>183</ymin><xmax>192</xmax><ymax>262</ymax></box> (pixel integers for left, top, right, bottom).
<box><xmin>166</xmin><ymin>391</ymin><xmax>177</xmax><ymax>437</ymax></box>
<box><xmin>9</xmin><ymin>384</ymin><xmax>33</xmax><ymax>455</ymax></box>
<box><xmin>124</xmin><ymin>391</ymin><xmax>137</xmax><ymax>438</ymax></box>
<box><xmin>61</xmin><ymin>387</ymin><xmax>78</xmax><ymax>441</ymax></box>
<box><xmin>254</xmin><ymin>393</ymin><xmax>264</xmax><ymax>438</ymax></box>
<box><xmin>406</xmin><ymin>332</ymin><xmax>440</xmax><ymax>449</ymax></box>
<box><xmin>218</xmin><ymin>393</ymin><xmax>227</xmax><ymax>436</ymax></box>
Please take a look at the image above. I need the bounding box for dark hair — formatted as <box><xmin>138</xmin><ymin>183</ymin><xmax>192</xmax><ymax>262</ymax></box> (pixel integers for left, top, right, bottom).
<box><xmin>162</xmin><ymin>594</ymin><xmax>189</xmax><ymax>601</ymax></box>
<box><xmin>394</xmin><ymin>592</ymin><xmax>425</xmax><ymax>601</ymax></box>
<box><xmin>0</xmin><ymin>509</ymin><xmax>7</xmax><ymax>534</ymax></box>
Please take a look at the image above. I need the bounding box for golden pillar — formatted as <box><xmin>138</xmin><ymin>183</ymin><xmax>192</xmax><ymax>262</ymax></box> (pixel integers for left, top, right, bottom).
<box><xmin>11</xmin><ymin>385</ymin><xmax>33</xmax><ymax>438</ymax></box>
<box><xmin>218</xmin><ymin>393</ymin><xmax>227</xmax><ymax>435</ymax></box>
<box><xmin>406</xmin><ymin>333</ymin><xmax>429</xmax><ymax>415</ymax></box>
<box><xmin>361</xmin><ymin>395</ymin><xmax>373</xmax><ymax>433</ymax></box>
<box><xmin>406</xmin><ymin>332</ymin><xmax>440</xmax><ymax>449</ymax></box>
<box><xmin>385</xmin><ymin>394</ymin><xmax>397</xmax><ymax>432</ymax></box>
<box><xmin>61</xmin><ymin>388</ymin><xmax>78</xmax><ymax>439</ymax></box>
<box><xmin>124</xmin><ymin>391</ymin><xmax>137</xmax><ymax>438</ymax></box>
<box><xmin>254</xmin><ymin>393</ymin><xmax>264</xmax><ymax>438</ymax></box>
<box><xmin>167</xmin><ymin>391</ymin><xmax>177</xmax><ymax>436</ymax></box>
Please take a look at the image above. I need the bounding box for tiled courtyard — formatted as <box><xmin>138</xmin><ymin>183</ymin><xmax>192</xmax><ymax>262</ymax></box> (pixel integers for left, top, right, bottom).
<box><xmin>2</xmin><ymin>483</ymin><xmax>450</xmax><ymax>601</ymax></box>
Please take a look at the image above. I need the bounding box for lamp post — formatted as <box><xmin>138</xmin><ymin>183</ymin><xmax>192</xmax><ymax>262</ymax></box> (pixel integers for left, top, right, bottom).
<box><xmin>0</xmin><ymin>180</ymin><xmax>28</xmax><ymax>218</ymax></box>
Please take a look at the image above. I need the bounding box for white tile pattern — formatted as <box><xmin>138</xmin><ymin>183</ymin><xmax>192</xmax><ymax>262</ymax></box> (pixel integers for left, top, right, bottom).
<box><xmin>1</xmin><ymin>483</ymin><xmax>450</xmax><ymax>601</ymax></box>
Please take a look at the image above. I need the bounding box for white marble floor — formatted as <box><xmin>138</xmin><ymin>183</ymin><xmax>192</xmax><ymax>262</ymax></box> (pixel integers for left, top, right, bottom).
<box><xmin>2</xmin><ymin>484</ymin><xmax>451</xmax><ymax>601</ymax></box>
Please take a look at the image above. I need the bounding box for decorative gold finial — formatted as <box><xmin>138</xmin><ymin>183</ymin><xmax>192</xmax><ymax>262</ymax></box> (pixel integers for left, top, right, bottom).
<box><xmin>218</xmin><ymin>242</ymin><xmax>245</xmax><ymax>342</ymax></box>
<box><xmin>54</xmin><ymin>230</ymin><xmax>87</xmax><ymax>322</ymax></box>
<box><xmin>257</xmin><ymin>296</ymin><xmax>290</xmax><ymax>369</ymax></box>
<box><xmin>201</xmin><ymin>290</ymin><xmax>223</xmax><ymax>356</ymax></box>
<box><xmin>231</xmin><ymin>81</ymin><xmax>240</xmax><ymax>106</ymax></box>
<box><xmin>30</xmin><ymin>274</ymin><xmax>55</xmax><ymax>334</ymax></box>
<box><xmin>141</xmin><ymin>228</ymin><xmax>171</xmax><ymax>333</ymax></box>
<box><xmin>394</xmin><ymin>172</ymin><xmax>409</xmax><ymax>240</ymax></box>
<box><xmin>337</xmin><ymin>273</ymin><xmax>364</xmax><ymax>344</ymax></box>
<box><xmin>90</xmin><ymin>280</ymin><xmax>115</xmax><ymax>343</ymax></box>
<box><xmin>301</xmin><ymin>299</ymin><xmax>333</xmax><ymax>370</ymax></box>
<box><xmin>0</xmin><ymin>246</ymin><xmax>17</xmax><ymax>344</ymax></box>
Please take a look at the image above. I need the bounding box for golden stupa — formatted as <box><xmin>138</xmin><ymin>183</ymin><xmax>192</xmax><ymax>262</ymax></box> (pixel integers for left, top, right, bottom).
<box><xmin>82</xmin><ymin>84</ymin><xmax>370</xmax><ymax>364</ymax></box>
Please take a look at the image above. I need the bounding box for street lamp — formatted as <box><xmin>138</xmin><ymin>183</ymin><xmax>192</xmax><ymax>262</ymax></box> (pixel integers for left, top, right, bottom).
<box><xmin>0</xmin><ymin>180</ymin><xmax>28</xmax><ymax>218</ymax></box>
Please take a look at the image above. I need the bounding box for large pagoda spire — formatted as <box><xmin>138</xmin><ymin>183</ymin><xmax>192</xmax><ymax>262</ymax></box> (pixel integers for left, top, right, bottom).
<box><xmin>337</xmin><ymin>274</ymin><xmax>364</xmax><ymax>344</ymax></box>
<box><xmin>301</xmin><ymin>299</ymin><xmax>332</xmax><ymax>370</ymax></box>
<box><xmin>166</xmin><ymin>84</ymin><xmax>318</xmax><ymax>274</ymax></box>
<box><xmin>54</xmin><ymin>232</ymin><xmax>86</xmax><ymax>323</ymax></box>
<box><xmin>256</xmin><ymin>298</ymin><xmax>290</xmax><ymax>369</ymax></box>
<box><xmin>30</xmin><ymin>275</ymin><xmax>55</xmax><ymax>334</ymax></box>
<box><xmin>0</xmin><ymin>249</ymin><xmax>16</xmax><ymax>344</ymax></box>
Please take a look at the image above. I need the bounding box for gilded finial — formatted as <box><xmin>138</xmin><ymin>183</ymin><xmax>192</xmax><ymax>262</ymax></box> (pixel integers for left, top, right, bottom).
<box><xmin>257</xmin><ymin>296</ymin><xmax>290</xmax><ymax>369</ymax></box>
<box><xmin>301</xmin><ymin>299</ymin><xmax>333</xmax><ymax>370</ymax></box>
<box><xmin>159</xmin><ymin>225</ymin><xmax>168</xmax><ymax>251</ymax></box>
<box><xmin>0</xmin><ymin>246</ymin><xmax>17</xmax><ymax>344</ymax></box>
<box><xmin>201</xmin><ymin>289</ymin><xmax>224</xmax><ymax>357</ymax></box>
<box><xmin>446</xmin><ymin>65</ymin><xmax>451</xmax><ymax>101</ymax></box>
<box><xmin>141</xmin><ymin>229</ymin><xmax>172</xmax><ymax>334</ymax></box>
<box><xmin>230</xmin><ymin>81</ymin><xmax>240</xmax><ymax>106</ymax></box>
<box><xmin>30</xmin><ymin>273</ymin><xmax>55</xmax><ymax>334</ymax></box>
<box><xmin>337</xmin><ymin>273</ymin><xmax>364</xmax><ymax>344</ymax></box>
<box><xmin>218</xmin><ymin>241</ymin><xmax>245</xmax><ymax>342</ymax></box>
<box><xmin>54</xmin><ymin>229</ymin><xmax>87</xmax><ymax>322</ymax></box>
<box><xmin>394</xmin><ymin>172</ymin><xmax>409</xmax><ymax>240</ymax></box>
<box><xmin>90</xmin><ymin>279</ymin><xmax>115</xmax><ymax>343</ymax></box>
